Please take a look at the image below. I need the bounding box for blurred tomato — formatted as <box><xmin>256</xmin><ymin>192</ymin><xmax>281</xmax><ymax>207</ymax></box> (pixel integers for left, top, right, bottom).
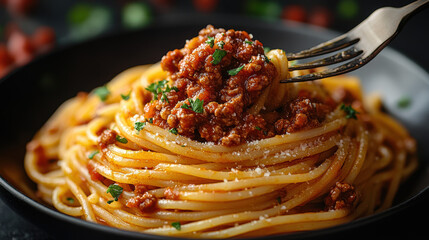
<box><xmin>282</xmin><ymin>5</ymin><xmax>306</xmax><ymax>23</ymax></box>
<box><xmin>31</xmin><ymin>27</ymin><xmax>56</xmax><ymax>52</ymax></box>
<box><xmin>309</xmin><ymin>7</ymin><xmax>332</xmax><ymax>28</ymax></box>
<box><xmin>0</xmin><ymin>44</ymin><xmax>13</xmax><ymax>78</ymax></box>
<box><xmin>6</xmin><ymin>0</ymin><xmax>37</xmax><ymax>15</ymax></box>
<box><xmin>193</xmin><ymin>0</ymin><xmax>218</xmax><ymax>12</ymax></box>
<box><xmin>7</xmin><ymin>31</ymin><xmax>34</xmax><ymax>65</ymax></box>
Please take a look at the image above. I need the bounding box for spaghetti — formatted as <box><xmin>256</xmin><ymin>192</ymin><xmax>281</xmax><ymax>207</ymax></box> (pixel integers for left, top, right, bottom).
<box><xmin>25</xmin><ymin>25</ymin><xmax>417</xmax><ymax>238</ymax></box>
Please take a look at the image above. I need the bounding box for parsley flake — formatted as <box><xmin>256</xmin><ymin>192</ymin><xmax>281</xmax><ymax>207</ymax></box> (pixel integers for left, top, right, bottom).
<box><xmin>217</xmin><ymin>41</ymin><xmax>225</xmax><ymax>49</ymax></box>
<box><xmin>88</xmin><ymin>150</ymin><xmax>99</xmax><ymax>159</ymax></box>
<box><xmin>134</xmin><ymin>121</ymin><xmax>146</xmax><ymax>132</ymax></box>
<box><xmin>263</xmin><ymin>47</ymin><xmax>271</xmax><ymax>54</ymax></box>
<box><xmin>211</xmin><ymin>49</ymin><xmax>227</xmax><ymax>65</ymax></box>
<box><xmin>205</xmin><ymin>36</ymin><xmax>214</xmax><ymax>48</ymax></box>
<box><xmin>254</xmin><ymin>126</ymin><xmax>262</xmax><ymax>131</ymax></box>
<box><xmin>340</xmin><ymin>103</ymin><xmax>359</xmax><ymax>119</ymax></box>
<box><xmin>245</xmin><ymin>40</ymin><xmax>253</xmax><ymax>45</ymax></box>
<box><xmin>116</xmin><ymin>135</ymin><xmax>128</xmax><ymax>144</ymax></box>
<box><xmin>397</xmin><ymin>96</ymin><xmax>411</xmax><ymax>108</ymax></box>
<box><xmin>277</xmin><ymin>196</ymin><xmax>282</xmax><ymax>204</ymax></box>
<box><xmin>66</xmin><ymin>197</ymin><xmax>75</xmax><ymax>204</ymax></box>
<box><xmin>121</xmin><ymin>91</ymin><xmax>131</xmax><ymax>100</ymax></box>
<box><xmin>148</xmin><ymin>118</ymin><xmax>153</xmax><ymax>123</ymax></box>
<box><xmin>106</xmin><ymin>184</ymin><xmax>123</xmax><ymax>202</ymax></box>
<box><xmin>169</xmin><ymin>128</ymin><xmax>178</xmax><ymax>135</ymax></box>
<box><xmin>94</xmin><ymin>85</ymin><xmax>110</xmax><ymax>102</ymax></box>
<box><xmin>145</xmin><ymin>80</ymin><xmax>178</xmax><ymax>102</ymax></box>
<box><xmin>171</xmin><ymin>222</ymin><xmax>181</xmax><ymax>230</ymax></box>
<box><xmin>181</xmin><ymin>98</ymin><xmax>204</xmax><ymax>113</ymax></box>
<box><xmin>228</xmin><ymin>65</ymin><xmax>244</xmax><ymax>76</ymax></box>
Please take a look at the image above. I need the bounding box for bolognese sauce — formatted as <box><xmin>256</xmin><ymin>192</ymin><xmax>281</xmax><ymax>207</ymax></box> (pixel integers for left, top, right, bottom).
<box><xmin>143</xmin><ymin>25</ymin><xmax>334</xmax><ymax>146</ymax></box>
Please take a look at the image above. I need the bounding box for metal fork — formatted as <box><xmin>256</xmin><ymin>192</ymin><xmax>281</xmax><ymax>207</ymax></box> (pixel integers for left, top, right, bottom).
<box><xmin>282</xmin><ymin>0</ymin><xmax>429</xmax><ymax>83</ymax></box>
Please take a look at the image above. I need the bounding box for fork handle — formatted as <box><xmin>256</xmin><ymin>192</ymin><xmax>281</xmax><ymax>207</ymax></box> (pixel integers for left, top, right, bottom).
<box><xmin>400</xmin><ymin>0</ymin><xmax>429</xmax><ymax>21</ymax></box>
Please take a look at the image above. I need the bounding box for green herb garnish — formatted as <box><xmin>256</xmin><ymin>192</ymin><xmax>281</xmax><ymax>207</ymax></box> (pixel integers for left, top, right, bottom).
<box><xmin>277</xmin><ymin>196</ymin><xmax>282</xmax><ymax>204</ymax></box>
<box><xmin>169</xmin><ymin>128</ymin><xmax>178</xmax><ymax>135</ymax></box>
<box><xmin>228</xmin><ymin>65</ymin><xmax>244</xmax><ymax>76</ymax></box>
<box><xmin>121</xmin><ymin>91</ymin><xmax>131</xmax><ymax>100</ymax></box>
<box><xmin>171</xmin><ymin>222</ymin><xmax>181</xmax><ymax>230</ymax></box>
<box><xmin>148</xmin><ymin>118</ymin><xmax>153</xmax><ymax>123</ymax></box>
<box><xmin>211</xmin><ymin>49</ymin><xmax>227</xmax><ymax>65</ymax></box>
<box><xmin>88</xmin><ymin>150</ymin><xmax>99</xmax><ymax>159</ymax></box>
<box><xmin>340</xmin><ymin>103</ymin><xmax>359</xmax><ymax>119</ymax></box>
<box><xmin>66</xmin><ymin>197</ymin><xmax>75</xmax><ymax>204</ymax></box>
<box><xmin>94</xmin><ymin>85</ymin><xmax>110</xmax><ymax>102</ymax></box>
<box><xmin>134</xmin><ymin>121</ymin><xmax>146</xmax><ymax>132</ymax></box>
<box><xmin>217</xmin><ymin>41</ymin><xmax>225</xmax><ymax>49</ymax></box>
<box><xmin>116</xmin><ymin>135</ymin><xmax>128</xmax><ymax>144</ymax></box>
<box><xmin>181</xmin><ymin>98</ymin><xmax>204</xmax><ymax>113</ymax></box>
<box><xmin>397</xmin><ymin>96</ymin><xmax>411</xmax><ymax>108</ymax></box>
<box><xmin>254</xmin><ymin>126</ymin><xmax>262</xmax><ymax>131</ymax></box>
<box><xmin>205</xmin><ymin>36</ymin><xmax>214</xmax><ymax>48</ymax></box>
<box><xmin>145</xmin><ymin>80</ymin><xmax>178</xmax><ymax>102</ymax></box>
<box><xmin>106</xmin><ymin>184</ymin><xmax>123</xmax><ymax>202</ymax></box>
<box><xmin>245</xmin><ymin>40</ymin><xmax>253</xmax><ymax>44</ymax></box>
<box><xmin>263</xmin><ymin>47</ymin><xmax>271</xmax><ymax>54</ymax></box>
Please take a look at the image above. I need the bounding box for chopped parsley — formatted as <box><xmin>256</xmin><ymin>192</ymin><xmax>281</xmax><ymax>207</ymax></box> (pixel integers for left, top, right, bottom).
<box><xmin>277</xmin><ymin>196</ymin><xmax>282</xmax><ymax>204</ymax></box>
<box><xmin>245</xmin><ymin>40</ymin><xmax>254</xmax><ymax>45</ymax></box>
<box><xmin>217</xmin><ymin>41</ymin><xmax>225</xmax><ymax>49</ymax></box>
<box><xmin>205</xmin><ymin>36</ymin><xmax>214</xmax><ymax>48</ymax></box>
<box><xmin>397</xmin><ymin>96</ymin><xmax>411</xmax><ymax>108</ymax></box>
<box><xmin>88</xmin><ymin>150</ymin><xmax>99</xmax><ymax>159</ymax></box>
<box><xmin>228</xmin><ymin>65</ymin><xmax>244</xmax><ymax>76</ymax></box>
<box><xmin>121</xmin><ymin>91</ymin><xmax>131</xmax><ymax>100</ymax></box>
<box><xmin>94</xmin><ymin>85</ymin><xmax>110</xmax><ymax>102</ymax></box>
<box><xmin>147</xmin><ymin>118</ymin><xmax>153</xmax><ymax>123</ymax></box>
<box><xmin>340</xmin><ymin>103</ymin><xmax>359</xmax><ymax>119</ymax></box>
<box><xmin>116</xmin><ymin>135</ymin><xmax>128</xmax><ymax>144</ymax></box>
<box><xmin>171</xmin><ymin>222</ymin><xmax>181</xmax><ymax>230</ymax></box>
<box><xmin>264</xmin><ymin>55</ymin><xmax>271</xmax><ymax>63</ymax></box>
<box><xmin>66</xmin><ymin>197</ymin><xmax>75</xmax><ymax>204</ymax></box>
<box><xmin>254</xmin><ymin>126</ymin><xmax>262</xmax><ymax>131</ymax></box>
<box><xmin>181</xmin><ymin>98</ymin><xmax>204</xmax><ymax>113</ymax></box>
<box><xmin>211</xmin><ymin>49</ymin><xmax>227</xmax><ymax>65</ymax></box>
<box><xmin>134</xmin><ymin>121</ymin><xmax>146</xmax><ymax>132</ymax></box>
<box><xmin>169</xmin><ymin>128</ymin><xmax>178</xmax><ymax>135</ymax></box>
<box><xmin>263</xmin><ymin>47</ymin><xmax>271</xmax><ymax>54</ymax></box>
<box><xmin>106</xmin><ymin>184</ymin><xmax>123</xmax><ymax>203</ymax></box>
<box><xmin>145</xmin><ymin>80</ymin><xmax>178</xmax><ymax>103</ymax></box>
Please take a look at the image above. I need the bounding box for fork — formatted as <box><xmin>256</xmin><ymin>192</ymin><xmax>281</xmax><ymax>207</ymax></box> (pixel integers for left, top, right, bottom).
<box><xmin>282</xmin><ymin>0</ymin><xmax>429</xmax><ymax>83</ymax></box>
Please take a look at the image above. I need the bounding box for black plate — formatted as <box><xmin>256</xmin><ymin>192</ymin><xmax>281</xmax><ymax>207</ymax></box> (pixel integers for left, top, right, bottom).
<box><xmin>0</xmin><ymin>17</ymin><xmax>428</xmax><ymax>239</ymax></box>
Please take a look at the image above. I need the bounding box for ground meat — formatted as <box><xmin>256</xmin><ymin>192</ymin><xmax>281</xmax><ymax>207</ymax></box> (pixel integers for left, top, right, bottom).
<box><xmin>144</xmin><ymin>25</ymin><xmax>334</xmax><ymax>146</ymax></box>
<box><xmin>126</xmin><ymin>192</ymin><xmax>158</xmax><ymax>212</ymax></box>
<box><xmin>275</xmin><ymin>91</ymin><xmax>334</xmax><ymax>134</ymax></box>
<box><xmin>98</xmin><ymin>129</ymin><xmax>116</xmax><ymax>148</ymax></box>
<box><xmin>324</xmin><ymin>182</ymin><xmax>358</xmax><ymax>211</ymax></box>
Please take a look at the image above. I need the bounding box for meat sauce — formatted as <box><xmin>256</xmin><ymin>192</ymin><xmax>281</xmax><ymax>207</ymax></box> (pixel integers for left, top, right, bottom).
<box><xmin>143</xmin><ymin>25</ymin><xmax>334</xmax><ymax>146</ymax></box>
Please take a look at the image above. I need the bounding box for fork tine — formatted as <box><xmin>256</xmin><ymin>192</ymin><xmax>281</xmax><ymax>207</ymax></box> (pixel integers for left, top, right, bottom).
<box><xmin>286</xmin><ymin>35</ymin><xmax>359</xmax><ymax>60</ymax></box>
<box><xmin>281</xmin><ymin>58</ymin><xmax>364</xmax><ymax>83</ymax></box>
<box><xmin>288</xmin><ymin>47</ymin><xmax>363</xmax><ymax>71</ymax></box>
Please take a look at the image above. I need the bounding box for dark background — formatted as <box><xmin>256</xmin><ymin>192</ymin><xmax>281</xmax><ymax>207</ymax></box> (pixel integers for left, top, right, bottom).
<box><xmin>0</xmin><ymin>0</ymin><xmax>428</xmax><ymax>239</ymax></box>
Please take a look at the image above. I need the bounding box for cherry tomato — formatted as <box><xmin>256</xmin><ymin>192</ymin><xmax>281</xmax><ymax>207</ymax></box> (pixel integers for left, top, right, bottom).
<box><xmin>31</xmin><ymin>26</ymin><xmax>56</xmax><ymax>52</ymax></box>
<box><xmin>0</xmin><ymin>44</ymin><xmax>14</xmax><ymax>66</ymax></box>
<box><xmin>193</xmin><ymin>0</ymin><xmax>218</xmax><ymax>12</ymax></box>
<box><xmin>7</xmin><ymin>30</ymin><xmax>34</xmax><ymax>65</ymax></box>
<box><xmin>282</xmin><ymin>5</ymin><xmax>306</xmax><ymax>23</ymax></box>
<box><xmin>6</xmin><ymin>0</ymin><xmax>37</xmax><ymax>15</ymax></box>
<box><xmin>308</xmin><ymin>6</ymin><xmax>332</xmax><ymax>28</ymax></box>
